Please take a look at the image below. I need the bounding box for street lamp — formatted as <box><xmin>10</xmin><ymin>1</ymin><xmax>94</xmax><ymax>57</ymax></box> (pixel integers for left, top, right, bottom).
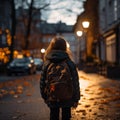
<box><xmin>76</xmin><ymin>31</ymin><xmax>83</xmax><ymax>37</ymax></box>
<box><xmin>41</xmin><ymin>48</ymin><xmax>45</xmax><ymax>54</ymax></box>
<box><xmin>41</xmin><ymin>48</ymin><xmax>45</xmax><ymax>60</ymax></box>
<box><xmin>82</xmin><ymin>21</ymin><xmax>90</xmax><ymax>61</ymax></box>
<box><xmin>82</xmin><ymin>21</ymin><xmax>90</xmax><ymax>29</ymax></box>
<box><xmin>76</xmin><ymin>30</ymin><xmax>83</xmax><ymax>67</ymax></box>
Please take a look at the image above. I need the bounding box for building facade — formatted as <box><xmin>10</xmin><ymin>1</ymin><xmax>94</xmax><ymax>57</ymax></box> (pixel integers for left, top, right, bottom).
<box><xmin>0</xmin><ymin>0</ymin><xmax>12</xmax><ymax>64</ymax></box>
<box><xmin>0</xmin><ymin>1</ymin><xmax>80</xmax><ymax>64</ymax></box>
<box><xmin>39</xmin><ymin>21</ymin><xmax>77</xmax><ymax>63</ymax></box>
<box><xmin>99</xmin><ymin>0</ymin><xmax>120</xmax><ymax>64</ymax></box>
<box><xmin>74</xmin><ymin>0</ymin><xmax>99</xmax><ymax>64</ymax></box>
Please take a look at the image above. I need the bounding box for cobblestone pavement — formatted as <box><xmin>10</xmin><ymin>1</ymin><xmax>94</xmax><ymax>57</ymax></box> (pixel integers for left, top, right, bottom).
<box><xmin>71</xmin><ymin>71</ymin><xmax>120</xmax><ymax>120</ymax></box>
<box><xmin>0</xmin><ymin>71</ymin><xmax>120</xmax><ymax>120</ymax></box>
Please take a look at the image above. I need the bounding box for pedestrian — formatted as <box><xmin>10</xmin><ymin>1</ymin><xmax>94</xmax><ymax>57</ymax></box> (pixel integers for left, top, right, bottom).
<box><xmin>40</xmin><ymin>36</ymin><xmax>80</xmax><ymax>120</ymax></box>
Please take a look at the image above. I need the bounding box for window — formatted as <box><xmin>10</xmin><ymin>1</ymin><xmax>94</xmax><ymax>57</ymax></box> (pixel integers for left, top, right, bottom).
<box><xmin>114</xmin><ymin>0</ymin><xmax>117</xmax><ymax>20</ymax></box>
<box><xmin>106</xmin><ymin>34</ymin><xmax>116</xmax><ymax>62</ymax></box>
<box><xmin>108</xmin><ymin>0</ymin><xmax>114</xmax><ymax>24</ymax></box>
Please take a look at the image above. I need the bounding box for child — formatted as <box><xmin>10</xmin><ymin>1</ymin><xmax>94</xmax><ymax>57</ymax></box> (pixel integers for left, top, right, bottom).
<box><xmin>40</xmin><ymin>36</ymin><xmax>80</xmax><ymax>120</ymax></box>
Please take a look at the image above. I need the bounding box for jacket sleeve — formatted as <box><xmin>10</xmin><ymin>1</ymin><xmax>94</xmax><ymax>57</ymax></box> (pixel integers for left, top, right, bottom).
<box><xmin>67</xmin><ymin>60</ymin><xmax>80</xmax><ymax>102</ymax></box>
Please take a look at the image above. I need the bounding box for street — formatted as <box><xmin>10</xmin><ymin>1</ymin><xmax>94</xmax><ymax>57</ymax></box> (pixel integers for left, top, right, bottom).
<box><xmin>0</xmin><ymin>71</ymin><xmax>120</xmax><ymax>120</ymax></box>
<box><xmin>0</xmin><ymin>73</ymin><xmax>49</xmax><ymax>120</ymax></box>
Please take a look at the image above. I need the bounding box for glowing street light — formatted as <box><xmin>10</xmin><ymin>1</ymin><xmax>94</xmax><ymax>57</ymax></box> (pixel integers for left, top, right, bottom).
<box><xmin>82</xmin><ymin>21</ymin><xmax>90</xmax><ymax>61</ymax></box>
<box><xmin>41</xmin><ymin>48</ymin><xmax>45</xmax><ymax>60</ymax></box>
<box><xmin>76</xmin><ymin>31</ymin><xmax>83</xmax><ymax>37</ymax></box>
<box><xmin>82</xmin><ymin>21</ymin><xmax>90</xmax><ymax>29</ymax></box>
<box><xmin>41</xmin><ymin>48</ymin><xmax>45</xmax><ymax>54</ymax></box>
<box><xmin>76</xmin><ymin>30</ymin><xmax>83</xmax><ymax>66</ymax></box>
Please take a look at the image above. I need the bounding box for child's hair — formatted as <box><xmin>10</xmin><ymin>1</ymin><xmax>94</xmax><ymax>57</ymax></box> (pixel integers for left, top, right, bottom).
<box><xmin>44</xmin><ymin>36</ymin><xmax>73</xmax><ymax>61</ymax></box>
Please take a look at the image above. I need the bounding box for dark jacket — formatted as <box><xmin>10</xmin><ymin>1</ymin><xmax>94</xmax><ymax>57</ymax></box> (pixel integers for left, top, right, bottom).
<box><xmin>40</xmin><ymin>50</ymin><xmax>80</xmax><ymax>108</ymax></box>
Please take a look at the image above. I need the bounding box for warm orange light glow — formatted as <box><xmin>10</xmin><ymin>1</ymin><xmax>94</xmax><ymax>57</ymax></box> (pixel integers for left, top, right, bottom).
<box><xmin>5</xmin><ymin>29</ymin><xmax>9</xmax><ymax>33</ymax></box>
<box><xmin>14</xmin><ymin>50</ymin><xmax>19</xmax><ymax>58</ymax></box>
<box><xmin>0</xmin><ymin>47</ymin><xmax>10</xmax><ymax>63</ymax></box>
<box><xmin>17</xmin><ymin>54</ymin><xmax>23</xmax><ymax>59</ymax></box>
<box><xmin>14</xmin><ymin>50</ymin><xmax>18</xmax><ymax>55</ymax></box>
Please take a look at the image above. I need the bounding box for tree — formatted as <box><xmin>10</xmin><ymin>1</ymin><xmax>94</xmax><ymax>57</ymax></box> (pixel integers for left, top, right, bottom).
<box><xmin>12</xmin><ymin>0</ymin><xmax>85</xmax><ymax>58</ymax></box>
<box><xmin>15</xmin><ymin>0</ymin><xmax>85</xmax><ymax>50</ymax></box>
<box><xmin>10</xmin><ymin>0</ymin><xmax>16</xmax><ymax>62</ymax></box>
<box><xmin>24</xmin><ymin>0</ymin><xmax>33</xmax><ymax>50</ymax></box>
<box><xmin>15</xmin><ymin>0</ymin><xmax>50</xmax><ymax>51</ymax></box>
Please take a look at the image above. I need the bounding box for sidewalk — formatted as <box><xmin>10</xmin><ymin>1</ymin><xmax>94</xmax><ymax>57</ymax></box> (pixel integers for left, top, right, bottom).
<box><xmin>0</xmin><ymin>71</ymin><xmax>120</xmax><ymax>120</ymax></box>
<box><xmin>71</xmin><ymin>71</ymin><xmax>120</xmax><ymax>120</ymax></box>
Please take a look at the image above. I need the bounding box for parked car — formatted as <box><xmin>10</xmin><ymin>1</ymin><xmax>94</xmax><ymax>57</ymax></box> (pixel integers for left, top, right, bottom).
<box><xmin>33</xmin><ymin>58</ymin><xmax>43</xmax><ymax>71</ymax></box>
<box><xmin>7</xmin><ymin>57</ymin><xmax>36</xmax><ymax>76</ymax></box>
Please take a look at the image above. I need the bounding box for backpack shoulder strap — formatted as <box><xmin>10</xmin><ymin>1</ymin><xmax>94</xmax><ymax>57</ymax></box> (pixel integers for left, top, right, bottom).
<box><xmin>65</xmin><ymin>59</ymin><xmax>74</xmax><ymax>77</ymax></box>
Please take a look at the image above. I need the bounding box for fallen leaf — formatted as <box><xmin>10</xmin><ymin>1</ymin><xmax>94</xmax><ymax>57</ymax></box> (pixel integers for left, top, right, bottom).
<box><xmin>89</xmin><ymin>109</ymin><xmax>92</xmax><ymax>112</ymax></box>
<box><xmin>9</xmin><ymin>90</ymin><xmax>15</xmax><ymax>95</ymax></box>
<box><xmin>85</xmin><ymin>88</ymin><xmax>89</xmax><ymax>91</ymax></box>
<box><xmin>88</xmin><ymin>98</ymin><xmax>94</xmax><ymax>100</ymax></box>
<box><xmin>98</xmin><ymin>106</ymin><xmax>105</xmax><ymax>110</ymax></box>
<box><xmin>17</xmin><ymin>85</ymin><xmax>23</xmax><ymax>90</ymax></box>
<box><xmin>76</xmin><ymin>109</ymin><xmax>86</xmax><ymax>113</ymax></box>
<box><xmin>100</xmin><ymin>100</ymin><xmax>109</xmax><ymax>104</ymax></box>
<box><xmin>26</xmin><ymin>93</ymin><xmax>32</xmax><ymax>96</ymax></box>
<box><xmin>84</xmin><ymin>105</ymin><xmax>90</xmax><ymax>108</ymax></box>
<box><xmin>23</xmin><ymin>81</ymin><xmax>31</xmax><ymax>87</ymax></box>
<box><xmin>16</xmin><ymin>89</ymin><xmax>23</xmax><ymax>94</ymax></box>
<box><xmin>17</xmin><ymin>100</ymin><xmax>24</xmax><ymax>103</ymax></box>
<box><xmin>12</xmin><ymin>116</ymin><xmax>18</xmax><ymax>119</ymax></box>
<box><xmin>93</xmin><ymin>112</ymin><xmax>97</xmax><ymax>115</ymax></box>
<box><xmin>13</xmin><ymin>94</ymin><xmax>19</xmax><ymax>98</ymax></box>
<box><xmin>1</xmin><ymin>89</ymin><xmax>8</xmax><ymax>95</ymax></box>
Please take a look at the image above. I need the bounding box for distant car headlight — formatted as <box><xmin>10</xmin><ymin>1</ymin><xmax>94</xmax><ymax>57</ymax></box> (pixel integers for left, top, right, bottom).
<box><xmin>7</xmin><ymin>63</ymin><xmax>14</xmax><ymax>69</ymax></box>
<box><xmin>10</xmin><ymin>63</ymin><xmax>14</xmax><ymax>67</ymax></box>
<box><xmin>30</xmin><ymin>59</ymin><xmax>34</xmax><ymax>63</ymax></box>
<box><xmin>28</xmin><ymin>64</ymin><xmax>32</xmax><ymax>67</ymax></box>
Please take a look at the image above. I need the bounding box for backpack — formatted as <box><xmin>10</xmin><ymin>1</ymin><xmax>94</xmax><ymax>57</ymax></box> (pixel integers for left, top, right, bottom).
<box><xmin>44</xmin><ymin>60</ymin><xmax>73</xmax><ymax>102</ymax></box>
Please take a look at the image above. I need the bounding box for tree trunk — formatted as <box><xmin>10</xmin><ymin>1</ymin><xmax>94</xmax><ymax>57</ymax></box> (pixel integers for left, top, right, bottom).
<box><xmin>10</xmin><ymin>0</ymin><xmax>16</xmax><ymax>62</ymax></box>
<box><xmin>24</xmin><ymin>0</ymin><xmax>34</xmax><ymax>50</ymax></box>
